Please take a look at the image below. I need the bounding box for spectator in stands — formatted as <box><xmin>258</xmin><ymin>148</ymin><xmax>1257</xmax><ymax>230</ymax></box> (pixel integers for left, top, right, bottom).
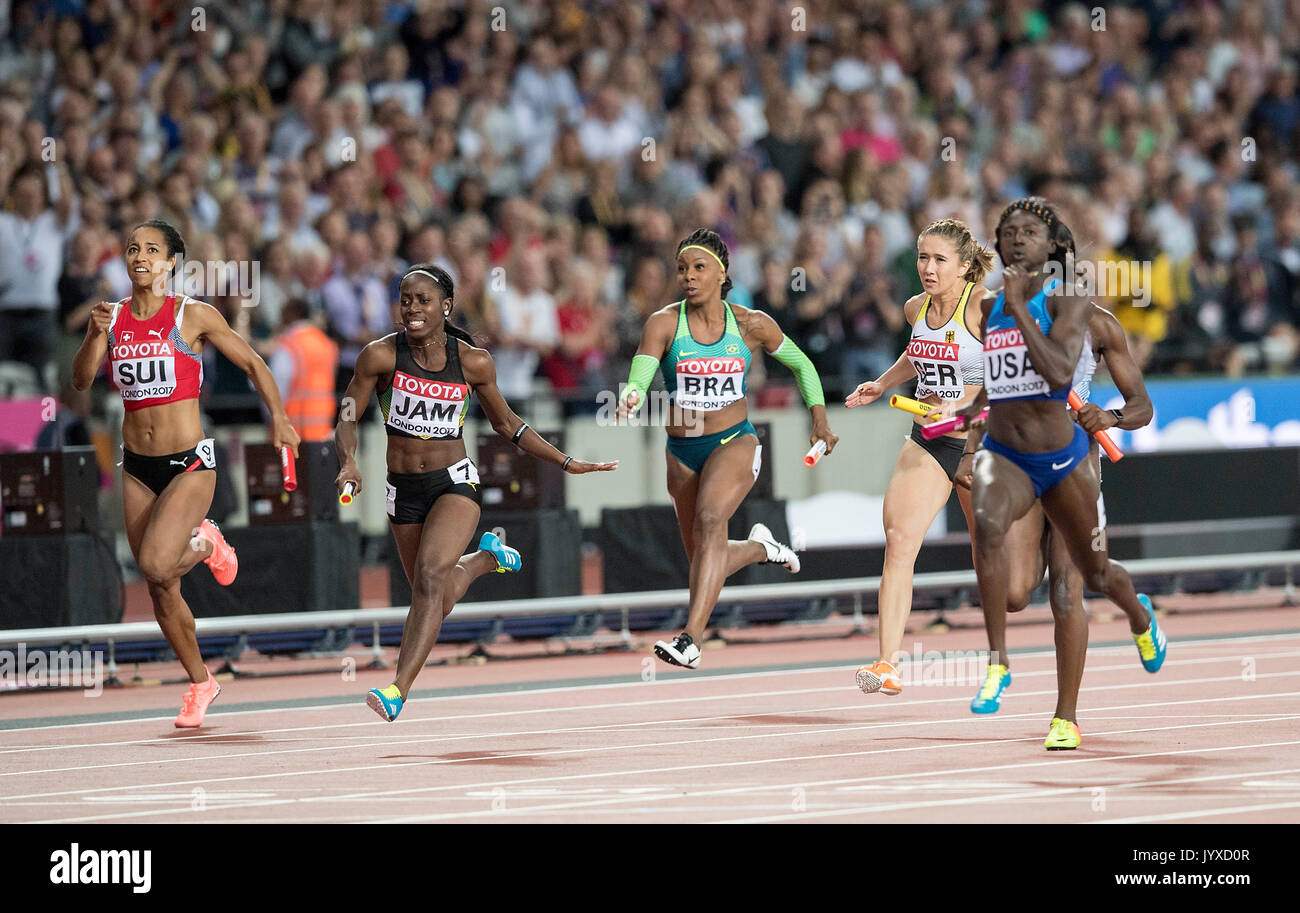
<box><xmin>0</xmin><ymin>163</ymin><xmax>79</xmax><ymax>391</ymax></box>
<box><xmin>487</xmin><ymin>245</ymin><xmax>559</xmax><ymax>400</ymax></box>
<box><xmin>271</xmin><ymin>297</ymin><xmax>340</xmax><ymax>442</ymax></box>
<box><xmin>542</xmin><ymin>259</ymin><xmax>615</xmax><ymax>409</ymax></box>
<box><xmin>322</xmin><ymin>231</ymin><xmax>391</xmax><ymax>388</ymax></box>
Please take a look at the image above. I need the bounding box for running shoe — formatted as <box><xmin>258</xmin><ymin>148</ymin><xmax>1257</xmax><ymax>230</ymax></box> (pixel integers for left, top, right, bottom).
<box><xmin>855</xmin><ymin>660</ymin><xmax>902</xmax><ymax>696</ymax></box>
<box><xmin>174</xmin><ymin>666</ymin><xmax>221</xmax><ymax>728</ymax></box>
<box><xmin>1132</xmin><ymin>593</ymin><xmax>1167</xmax><ymax>673</ymax></box>
<box><xmin>191</xmin><ymin>519</ymin><xmax>238</xmax><ymax>586</ymax></box>
<box><xmin>479</xmin><ymin>531</ymin><xmax>522</xmax><ymax>573</ymax></box>
<box><xmin>1044</xmin><ymin>717</ymin><xmax>1082</xmax><ymax>750</ymax></box>
<box><xmin>653</xmin><ymin>632</ymin><xmax>701</xmax><ymax>669</ymax></box>
<box><xmin>970</xmin><ymin>664</ymin><xmax>1012</xmax><ymax>714</ymax></box>
<box><xmin>366</xmin><ymin>684</ymin><xmax>404</xmax><ymax>722</ymax></box>
<box><xmin>748</xmin><ymin>523</ymin><xmax>800</xmax><ymax>573</ymax></box>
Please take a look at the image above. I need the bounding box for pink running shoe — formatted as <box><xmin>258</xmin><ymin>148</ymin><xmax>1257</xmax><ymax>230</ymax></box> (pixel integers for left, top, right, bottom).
<box><xmin>191</xmin><ymin>519</ymin><xmax>238</xmax><ymax>586</ymax></box>
<box><xmin>174</xmin><ymin>666</ymin><xmax>221</xmax><ymax>728</ymax></box>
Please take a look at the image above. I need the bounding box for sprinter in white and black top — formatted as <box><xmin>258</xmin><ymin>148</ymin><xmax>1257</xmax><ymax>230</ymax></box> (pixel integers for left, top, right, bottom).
<box><xmin>844</xmin><ymin>219</ymin><xmax>993</xmax><ymax>698</ymax></box>
<box><xmin>335</xmin><ymin>264</ymin><xmax>618</xmax><ymax>721</ymax></box>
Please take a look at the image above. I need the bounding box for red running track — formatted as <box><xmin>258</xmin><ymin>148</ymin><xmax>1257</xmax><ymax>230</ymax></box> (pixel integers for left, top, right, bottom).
<box><xmin>1</xmin><ymin>600</ymin><xmax>1299</xmax><ymax>824</ymax></box>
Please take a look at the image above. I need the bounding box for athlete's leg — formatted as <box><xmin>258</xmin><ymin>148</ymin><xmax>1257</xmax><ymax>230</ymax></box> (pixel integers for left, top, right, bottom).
<box><xmin>666</xmin><ymin>448</ymin><xmax>765</xmax><ymax>579</ymax></box>
<box><xmin>970</xmin><ymin>450</ymin><xmax>1039</xmax><ymax>671</ymax></box>
<box><xmin>1040</xmin><ymin>458</ymin><xmax>1150</xmax><ymax>635</ymax></box>
<box><xmin>1046</xmin><ymin>526</ymin><xmax>1087</xmax><ymax>722</ymax></box>
<box><xmin>390</xmin><ymin>494</ymin><xmax>480</xmax><ymax>696</ymax></box>
<box><xmin>679</xmin><ymin>437</ymin><xmax>763</xmax><ymax>643</ymax></box>
<box><xmin>877</xmin><ymin>439</ymin><xmax>956</xmax><ymax>665</ymax></box>
<box><xmin>392</xmin><ymin>521</ymin><xmax>499</xmax><ymax>621</ymax></box>
<box><xmin>1004</xmin><ymin>502</ymin><xmax>1049</xmax><ymax>614</ymax></box>
<box><xmin>129</xmin><ymin>471</ymin><xmax>216</xmax><ymax>684</ymax></box>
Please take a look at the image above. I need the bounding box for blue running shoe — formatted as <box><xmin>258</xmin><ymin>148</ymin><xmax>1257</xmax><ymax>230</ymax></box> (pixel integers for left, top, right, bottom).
<box><xmin>366</xmin><ymin>684</ymin><xmax>403</xmax><ymax>722</ymax></box>
<box><xmin>1133</xmin><ymin>594</ymin><xmax>1167</xmax><ymax>673</ymax></box>
<box><xmin>480</xmin><ymin>532</ymin><xmax>522</xmax><ymax>574</ymax></box>
<box><xmin>971</xmin><ymin>664</ymin><xmax>1011</xmax><ymax>714</ymax></box>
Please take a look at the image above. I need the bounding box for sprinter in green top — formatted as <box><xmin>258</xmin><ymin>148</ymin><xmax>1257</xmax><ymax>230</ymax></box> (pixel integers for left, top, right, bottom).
<box><xmin>618</xmin><ymin>229</ymin><xmax>838</xmax><ymax>669</ymax></box>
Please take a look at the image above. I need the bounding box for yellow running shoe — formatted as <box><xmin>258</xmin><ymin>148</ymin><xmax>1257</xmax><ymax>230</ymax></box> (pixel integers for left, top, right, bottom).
<box><xmin>1044</xmin><ymin>717</ymin><xmax>1081</xmax><ymax>750</ymax></box>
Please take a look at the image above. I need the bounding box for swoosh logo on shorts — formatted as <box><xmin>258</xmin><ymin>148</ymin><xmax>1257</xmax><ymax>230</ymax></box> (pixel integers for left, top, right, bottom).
<box><xmin>1051</xmin><ymin>458</ymin><xmax>1074</xmax><ymax>470</ymax></box>
<box><xmin>720</xmin><ymin>432</ymin><xmax>740</xmax><ymax>445</ymax></box>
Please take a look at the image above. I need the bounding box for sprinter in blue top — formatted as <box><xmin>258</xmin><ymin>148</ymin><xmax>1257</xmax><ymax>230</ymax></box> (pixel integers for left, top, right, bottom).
<box><xmin>947</xmin><ymin>198</ymin><xmax>1168</xmax><ymax>748</ymax></box>
<box><xmin>618</xmin><ymin>229</ymin><xmax>837</xmax><ymax>669</ymax></box>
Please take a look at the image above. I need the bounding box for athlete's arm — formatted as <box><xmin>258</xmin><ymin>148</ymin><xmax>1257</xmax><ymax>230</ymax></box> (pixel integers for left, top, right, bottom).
<box><xmin>1003</xmin><ymin>266</ymin><xmax>1088</xmax><ymax>390</ymax></box>
<box><xmin>1079</xmin><ymin>306</ymin><xmax>1153</xmax><ymax>434</ymax></box>
<box><xmin>846</xmin><ymin>292</ymin><xmax>926</xmax><ymax>407</ymax></box>
<box><xmin>616</xmin><ymin>308</ymin><xmax>675</xmax><ymax>420</ymax></box>
<box><xmin>71</xmin><ymin>301</ymin><xmax>113</xmax><ymax>391</ymax></box>
<box><xmin>192</xmin><ymin>300</ymin><xmax>301</xmax><ymax>457</ymax></box>
<box><xmin>464</xmin><ymin>344</ymin><xmax>618</xmax><ymax>475</ymax></box>
<box><xmin>334</xmin><ymin>339</ymin><xmax>392</xmax><ymax>496</ymax></box>
<box><xmin>751</xmin><ymin>308</ymin><xmax>838</xmax><ymax>455</ymax></box>
<box><xmin>951</xmin><ymin>292</ymin><xmax>994</xmax><ymax>490</ymax></box>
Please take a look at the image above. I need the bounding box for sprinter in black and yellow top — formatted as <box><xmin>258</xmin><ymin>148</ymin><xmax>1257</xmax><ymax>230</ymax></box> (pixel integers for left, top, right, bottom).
<box><xmin>618</xmin><ymin>229</ymin><xmax>837</xmax><ymax>670</ymax></box>
<box><xmin>335</xmin><ymin>264</ymin><xmax>618</xmax><ymax>721</ymax></box>
<box><xmin>844</xmin><ymin>219</ymin><xmax>993</xmax><ymax>698</ymax></box>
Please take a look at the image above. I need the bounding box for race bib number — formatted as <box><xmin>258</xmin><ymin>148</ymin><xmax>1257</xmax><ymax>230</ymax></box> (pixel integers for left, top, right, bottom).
<box><xmin>907</xmin><ymin>338</ymin><xmax>963</xmax><ymax>400</ymax></box>
<box><xmin>112</xmin><ymin>341</ymin><xmax>177</xmax><ymax>402</ymax></box>
<box><xmin>448</xmin><ymin>457</ymin><xmax>480</xmax><ymax>486</ymax></box>
<box><xmin>751</xmin><ymin>444</ymin><xmax>763</xmax><ymax>481</ymax></box>
<box><xmin>675</xmin><ymin>356</ymin><xmax>745</xmax><ymax>411</ymax></box>
<box><xmin>983</xmin><ymin>328</ymin><xmax>1050</xmax><ymax>400</ymax></box>
<box><xmin>195</xmin><ymin>438</ymin><xmax>217</xmax><ymax>469</ymax></box>
<box><xmin>385</xmin><ymin>482</ymin><xmax>397</xmax><ymax>517</ymax></box>
<box><xmin>387</xmin><ymin>371</ymin><xmax>469</xmax><ymax>438</ymax></box>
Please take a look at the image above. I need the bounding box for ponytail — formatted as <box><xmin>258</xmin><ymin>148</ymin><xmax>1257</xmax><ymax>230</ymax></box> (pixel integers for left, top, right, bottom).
<box><xmin>917</xmin><ymin>218</ymin><xmax>994</xmax><ymax>285</ymax></box>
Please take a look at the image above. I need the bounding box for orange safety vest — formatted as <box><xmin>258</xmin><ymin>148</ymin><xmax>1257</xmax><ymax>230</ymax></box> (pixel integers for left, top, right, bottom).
<box><xmin>279</xmin><ymin>322</ymin><xmax>340</xmax><ymax>441</ymax></box>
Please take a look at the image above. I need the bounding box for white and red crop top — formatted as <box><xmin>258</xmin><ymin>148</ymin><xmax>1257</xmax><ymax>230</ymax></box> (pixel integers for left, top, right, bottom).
<box><xmin>105</xmin><ymin>296</ymin><xmax>204</xmax><ymax>411</ymax></box>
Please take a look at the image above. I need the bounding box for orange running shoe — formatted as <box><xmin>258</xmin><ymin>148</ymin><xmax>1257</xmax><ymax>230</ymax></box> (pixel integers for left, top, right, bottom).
<box><xmin>191</xmin><ymin>519</ymin><xmax>238</xmax><ymax>585</ymax></box>
<box><xmin>855</xmin><ymin>660</ymin><xmax>902</xmax><ymax>696</ymax></box>
<box><xmin>174</xmin><ymin>666</ymin><xmax>221</xmax><ymax>728</ymax></box>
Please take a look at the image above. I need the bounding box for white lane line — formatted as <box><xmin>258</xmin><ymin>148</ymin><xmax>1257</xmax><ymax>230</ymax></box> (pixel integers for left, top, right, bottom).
<box><xmin>722</xmin><ymin>759</ymin><xmax>1300</xmax><ymax>824</ymax></box>
<box><xmin>5</xmin><ymin>644</ymin><xmax>1297</xmax><ymax>754</ymax></box>
<box><xmin>29</xmin><ymin>716</ymin><xmax>1300</xmax><ymax>823</ymax></box>
<box><xmin>3</xmin><ymin>668</ymin><xmax>1296</xmax><ymax>783</ymax></box>
<box><xmin>40</xmin><ymin>733</ymin><xmax>1300</xmax><ymax>827</ymax></box>
<box><xmin>1098</xmin><ymin>800</ymin><xmax>1300</xmax><ymax>823</ymax></box>
<box><xmin>6</xmin><ymin>630</ymin><xmax>1298</xmax><ymax>734</ymax></box>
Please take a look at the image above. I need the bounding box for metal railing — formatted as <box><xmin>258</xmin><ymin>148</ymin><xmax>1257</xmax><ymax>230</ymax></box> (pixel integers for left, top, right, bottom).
<box><xmin>1</xmin><ymin>550</ymin><xmax>1296</xmax><ymax>681</ymax></box>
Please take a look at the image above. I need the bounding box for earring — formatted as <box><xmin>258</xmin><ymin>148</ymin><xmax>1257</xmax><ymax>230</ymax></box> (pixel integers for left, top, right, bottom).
<box><xmin>443</xmin><ymin>308</ymin><xmax>450</xmax><ymax>317</ymax></box>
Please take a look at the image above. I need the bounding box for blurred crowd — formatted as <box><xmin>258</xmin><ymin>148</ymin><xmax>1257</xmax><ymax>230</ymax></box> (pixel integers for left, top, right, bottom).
<box><xmin>2</xmin><ymin>0</ymin><xmax>1300</xmax><ymax>429</ymax></box>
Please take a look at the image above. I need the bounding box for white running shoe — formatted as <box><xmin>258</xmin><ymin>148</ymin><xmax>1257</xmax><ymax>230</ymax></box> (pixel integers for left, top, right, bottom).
<box><xmin>748</xmin><ymin>523</ymin><xmax>801</xmax><ymax>573</ymax></box>
<box><xmin>653</xmin><ymin>632</ymin><xmax>701</xmax><ymax>669</ymax></box>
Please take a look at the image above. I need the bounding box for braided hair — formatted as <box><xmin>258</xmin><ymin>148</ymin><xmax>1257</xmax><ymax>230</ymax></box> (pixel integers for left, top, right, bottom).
<box><xmin>676</xmin><ymin>228</ymin><xmax>732</xmax><ymax>298</ymax></box>
<box><xmin>994</xmin><ymin>197</ymin><xmax>1075</xmax><ymax>273</ymax></box>
<box><xmin>401</xmin><ymin>263</ymin><xmax>476</xmax><ymax>347</ymax></box>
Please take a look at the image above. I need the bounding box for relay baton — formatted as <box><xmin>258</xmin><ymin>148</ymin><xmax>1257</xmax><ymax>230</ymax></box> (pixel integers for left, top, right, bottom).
<box><xmin>921</xmin><ymin>408</ymin><xmax>988</xmax><ymax>439</ymax></box>
<box><xmin>889</xmin><ymin>395</ymin><xmax>937</xmax><ymax>418</ymax></box>
<box><xmin>281</xmin><ymin>445</ymin><xmax>297</xmax><ymax>491</ymax></box>
<box><xmin>339</xmin><ymin>481</ymin><xmax>357</xmax><ymax>505</ymax></box>
<box><xmin>1067</xmin><ymin>390</ymin><xmax>1124</xmax><ymax>463</ymax></box>
<box><xmin>804</xmin><ymin>440</ymin><xmax>828</xmax><ymax>467</ymax></box>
